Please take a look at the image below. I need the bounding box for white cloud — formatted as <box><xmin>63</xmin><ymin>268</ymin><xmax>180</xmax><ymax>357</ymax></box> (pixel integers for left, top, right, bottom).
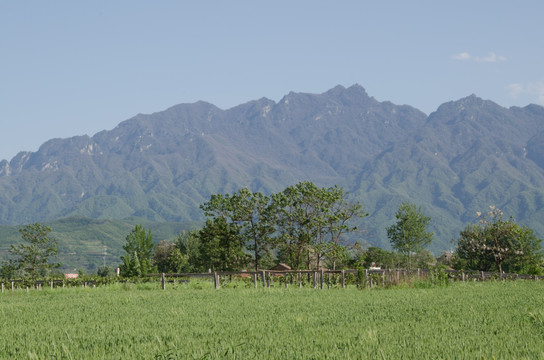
<box><xmin>474</xmin><ymin>52</ymin><xmax>507</xmax><ymax>63</ymax></box>
<box><xmin>506</xmin><ymin>81</ymin><xmax>544</xmax><ymax>105</ymax></box>
<box><xmin>507</xmin><ymin>83</ymin><xmax>524</xmax><ymax>98</ymax></box>
<box><xmin>452</xmin><ymin>52</ymin><xmax>471</xmax><ymax>61</ymax></box>
<box><xmin>453</xmin><ymin>51</ymin><xmax>506</xmax><ymax>63</ymax></box>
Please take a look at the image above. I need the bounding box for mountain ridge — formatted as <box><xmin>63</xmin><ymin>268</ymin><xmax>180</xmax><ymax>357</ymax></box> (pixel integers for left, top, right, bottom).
<box><xmin>0</xmin><ymin>84</ymin><xmax>543</xmax><ymax>253</ymax></box>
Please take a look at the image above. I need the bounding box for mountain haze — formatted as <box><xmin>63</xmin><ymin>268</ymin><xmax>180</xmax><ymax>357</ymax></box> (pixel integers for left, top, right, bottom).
<box><xmin>1</xmin><ymin>85</ymin><xmax>543</xmax><ymax>253</ymax></box>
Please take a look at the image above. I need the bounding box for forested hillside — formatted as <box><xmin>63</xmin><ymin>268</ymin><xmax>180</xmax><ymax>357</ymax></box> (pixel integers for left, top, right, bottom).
<box><xmin>0</xmin><ymin>85</ymin><xmax>543</xmax><ymax>253</ymax></box>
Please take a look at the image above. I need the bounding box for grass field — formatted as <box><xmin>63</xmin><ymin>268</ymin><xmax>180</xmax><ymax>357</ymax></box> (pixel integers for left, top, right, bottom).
<box><xmin>1</xmin><ymin>281</ymin><xmax>544</xmax><ymax>359</ymax></box>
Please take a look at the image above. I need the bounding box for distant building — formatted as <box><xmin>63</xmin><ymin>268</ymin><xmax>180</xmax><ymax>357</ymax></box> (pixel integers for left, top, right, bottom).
<box><xmin>64</xmin><ymin>273</ymin><xmax>79</xmax><ymax>279</ymax></box>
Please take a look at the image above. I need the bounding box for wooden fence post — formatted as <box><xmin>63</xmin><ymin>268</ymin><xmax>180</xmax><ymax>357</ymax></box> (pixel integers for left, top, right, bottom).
<box><xmin>356</xmin><ymin>269</ymin><xmax>360</xmax><ymax>288</ymax></box>
<box><xmin>364</xmin><ymin>269</ymin><xmax>368</xmax><ymax>289</ymax></box>
<box><xmin>11</xmin><ymin>281</ymin><xmax>14</xmax><ymax>291</ymax></box>
<box><xmin>214</xmin><ymin>272</ymin><xmax>220</xmax><ymax>289</ymax></box>
<box><xmin>480</xmin><ymin>271</ymin><xmax>485</xmax><ymax>281</ymax></box>
<box><xmin>261</xmin><ymin>270</ymin><xmax>266</xmax><ymax>288</ymax></box>
<box><xmin>50</xmin><ymin>280</ymin><xmax>53</xmax><ymax>289</ymax></box>
<box><xmin>298</xmin><ymin>272</ymin><xmax>302</xmax><ymax>288</ymax></box>
<box><xmin>161</xmin><ymin>273</ymin><xmax>166</xmax><ymax>290</ymax></box>
<box><xmin>253</xmin><ymin>273</ymin><xmax>257</xmax><ymax>289</ymax></box>
<box><xmin>320</xmin><ymin>269</ymin><xmax>324</xmax><ymax>289</ymax></box>
<box><xmin>341</xmin><ymin>270</ymin><xmax>345</xmax><ymax>288</ymax></box>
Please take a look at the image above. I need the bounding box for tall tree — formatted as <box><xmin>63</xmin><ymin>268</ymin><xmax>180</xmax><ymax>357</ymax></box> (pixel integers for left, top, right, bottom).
<box><xmin>272</xmin><ymin>182</ymin><xmax>326</xmax><ymax>269</ymax></box>
<box><xmin>455</xmin><ymin>206</ymin><xmax>543</xmax><ymax>275</ymax></box>
<box><xmin>119</xmin><ymin>225</ymin><xmax>155</xmax><ymax>277</ymax></box>
<box><xmin>175</xmin><ymin>230</ymin><xmax>201</xmax><ymax>272</ymax></box>
<box><xmin>272</xmin><ymin>182</ymin><xmax>366</xmax><ymax>269</ymax></box>
<box><xmin>198</xmin><ymin>217</ymin><xmax>250</xmax><ymax>271</ymax></box>
<box><xmin>153</xmin><ymin>240</ymin><xmax>189</xmax><ymax>273</ymax></box>
<box><xmin>322</xmin><ymin>186</ymin><xmax>367</xmax><ymax>269</ymax></box>
<box><xmin>6</xmin><ymin>223</ymin><xmax>60</xmax><ymax>279</ymax></box>
<box><xmin>386</xmin><ymin>202</ymin><xmax>433</xmax><ymax>268</ymax></box>
<box><xmin>201</xmin><ymin>189</ymin><xmax>275</xmax><ymax>270</ymax></box>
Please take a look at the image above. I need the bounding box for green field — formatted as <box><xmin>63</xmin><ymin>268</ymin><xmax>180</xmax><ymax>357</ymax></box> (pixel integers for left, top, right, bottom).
<box><xmin>1</xmin><ymin>281</ymin><xmax>544</xmax><ymax>359</ymax></box>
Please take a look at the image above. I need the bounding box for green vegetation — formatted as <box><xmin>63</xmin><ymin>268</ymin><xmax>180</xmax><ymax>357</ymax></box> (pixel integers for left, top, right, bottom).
<box><xmin>1</xmin><ymin>187</ymin><xmax>543</xmax><ymax>277</ymax></box>
<box><xmin>387</xmin><ymin>202</ymin><xmax>433</xmax><ymax>254</ymax></box>
<box><xmin>1</xmin><ymin>281</ymin><xmax>544</xmax><ymax>359</ymax></box>
<box><xmin>1</xmin><ymin>223</ymin><xmax>59</xmax><ymax>279</ymax></box>
<box><xmin>198</xmin><ymin>182</ymin><xmax>366</xmax><ymax>271</ymax></box>
<box><xmin>454</xmin><ymin>206</ymin><xmax>543</xmax><ymax>275</ymax></box>
<box><xmin>386</xmin><ymin>202</ymin><xmax>433</xmax><ymax>269</ymax></box>
<box><xmin>1</xmin><ymin>88</ymin><xmax>544</xmax><ymax>253</ymax></box>
<box><xmin>0</xmin><ymin>216</ymin><xmax>197</xmax><ymax>272</ymax></box>
<box><xmin>119</xmin><ymin>225</ymin><xmax>155</xmax><ymax>277</ymax></box>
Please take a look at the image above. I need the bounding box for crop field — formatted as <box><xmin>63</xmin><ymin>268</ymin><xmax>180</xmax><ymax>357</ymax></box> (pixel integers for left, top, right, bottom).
<box><xmin>1</xmin><ymin>281</ymin><xmax>544</xmax><ymax>359</ymax></box>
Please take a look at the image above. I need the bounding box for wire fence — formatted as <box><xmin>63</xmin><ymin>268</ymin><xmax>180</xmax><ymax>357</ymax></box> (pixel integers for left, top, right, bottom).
<box><xmin>1</xmin><ymin>268</ymin><xmax>542</xmax><ymax>293</ymax></box>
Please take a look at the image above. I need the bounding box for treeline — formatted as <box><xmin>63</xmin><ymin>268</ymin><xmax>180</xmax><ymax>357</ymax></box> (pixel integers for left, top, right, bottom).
<box><xmin>119</xmin><ymin>184</ymin><xmax>544</xmax><ymax>277</ymax></box>
<box><xmin>1</xmin><ymin>182</ymin><xmax>543</xmax><ymax>280</ymax></box>
<box><xmin>121</xmin><ymin>182</ymin><xmax>366</xmax><ymax>276</ymax></box>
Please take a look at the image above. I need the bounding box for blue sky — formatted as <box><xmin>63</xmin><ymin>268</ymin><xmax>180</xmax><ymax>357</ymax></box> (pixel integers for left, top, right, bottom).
<box><xmin>1</xmin><ymin>1</ymin><xmax>543</xmax><ymax>161</ymax></box>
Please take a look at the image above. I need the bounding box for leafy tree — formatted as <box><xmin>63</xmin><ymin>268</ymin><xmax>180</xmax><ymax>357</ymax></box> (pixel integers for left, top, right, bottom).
<box><xmin>321</xmin><ymin>186</ymin><xmax>367</xmax><ymax>269</ymax></box>
<box><xmin>199</xmin><ymin>182</ymin><xmax>365</xmax><ymax>271</ymax></box>
<box><xmin>436</xmin><ymin>251</ymin><xmax>454</xmax><ymax>268</ymax></box>
<box><xmin>362</xmin><ymin>246</ymin><xmax>395</xmax><ymax>269</ymax></box>
<box><xmin>272</xmin><ymin>182</ymin><xmax>366</xmax><ymax>269</ymax></box>
<box><xmin>413</xmin><ymin>249</ymin><xmax>435</xmax><ymax>269</ymax></box>
<box><xmin>455</xmin><ymin>206</ymin><xmax>543</xmax><ymax>275</ymax></box>
<box><xmin>6</xmin><ymin>223</ymin><xmax>60</xmax><ymax>279</ymax></box>
<box><xmin>322</xmin><ymin>243</ymin><xmax>352</xmax><ymax>270</ymax></box>
<box><xmin>198</xmin><ymin>217</ymin><xmax>250</xmax><ymax>271</ymax></box>
<box><xmin>386</xmin><ymin>202</ymin><xmax>433</xmax><ymax>268</ymax></box>
<box><xmin>271</xmin><ymin>182</ymin><xmax>329</xmax><ymax>269</ymax></box>
<box><xmin>153</xmin><ymin>240</ymin><xmax>189</xmax><ymax>273</ymax></box>
<box><xmin>97</xmin><ymin>266</ymin><xmax>115</xmax><ymax>277</ymax></box>
<box><xmin>201</xmin><ymin>189</ymin><xmax>275</xmax><ymax>270</ymax></box>
<box><xmin>119</xmin><ymin>225</ymin><xmax>155</xmax><ymax>277</ymax></box>
<box><xmin>175</xmin><ymin>230</ymin><xmax>201</xmax><ymax>272</ymax></box>
<box><xmin>0</xmin><ymin>262</ymin><xmax>17</xmax><ymax>279</ymax></box>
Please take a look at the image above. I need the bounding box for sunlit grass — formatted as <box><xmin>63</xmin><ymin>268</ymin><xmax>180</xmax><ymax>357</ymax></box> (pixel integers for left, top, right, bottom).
<box><xmin>1</xmin><ymin>281</ymin><xmax>543</xmax><ymax>359</ymax></box>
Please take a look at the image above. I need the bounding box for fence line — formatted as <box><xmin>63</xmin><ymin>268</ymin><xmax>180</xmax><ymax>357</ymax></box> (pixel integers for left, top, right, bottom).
<box><xmin>1</xmin><ymin>269</ymin><xmax>542</xmax><ymax>293</ymax></box>
<box><xmin>146</xmin><ymin>268</ymin><xmax>542</xmax><ymax>290</ymax></box>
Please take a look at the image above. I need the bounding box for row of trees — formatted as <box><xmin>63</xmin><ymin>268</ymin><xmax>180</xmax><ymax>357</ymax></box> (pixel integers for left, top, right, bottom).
<box><xmin>120</xmin><ymin>182</ymin><xmax>367</xmax><ymax>275</ymax></box>
<box><xmin>1</xmin><ymin>183</ymin><xmax>542</xmax><ymax>278</ymax></box>
<box><xmin>120</xmin><ymin>189</ymin><xmax>543</xmax><ymax>276</ymax></box>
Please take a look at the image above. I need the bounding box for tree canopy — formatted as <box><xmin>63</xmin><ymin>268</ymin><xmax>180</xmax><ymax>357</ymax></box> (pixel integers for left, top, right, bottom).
<box><xmin>119</xmin><ymin>225</ymin><xmax>155</xmax><ymax>277</ymax></box>
<box><xmin>455</xmin><ymin>206</ymin><xmax>543</xmax><ymax>275</ymax></box>
<box><xmin>4</xmin><ymin>223</ymin><xmax>60</xmax><ymax>279</ymax></box>
<box><xmin>386</xmin><ymin>202</ymin><xmax>433</xmax><ymax>268</ymax></box>
<box><xmin>200</xmin><ymin>182</ymin><xmax>367</xmax><ymax>270</ymax></box>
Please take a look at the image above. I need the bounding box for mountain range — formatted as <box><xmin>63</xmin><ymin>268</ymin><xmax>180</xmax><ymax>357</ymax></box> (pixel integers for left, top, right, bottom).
<box><xmin>1</xmin><ymin>84</ymin><xmax>543</xmax><ymax>259</ymax></box>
